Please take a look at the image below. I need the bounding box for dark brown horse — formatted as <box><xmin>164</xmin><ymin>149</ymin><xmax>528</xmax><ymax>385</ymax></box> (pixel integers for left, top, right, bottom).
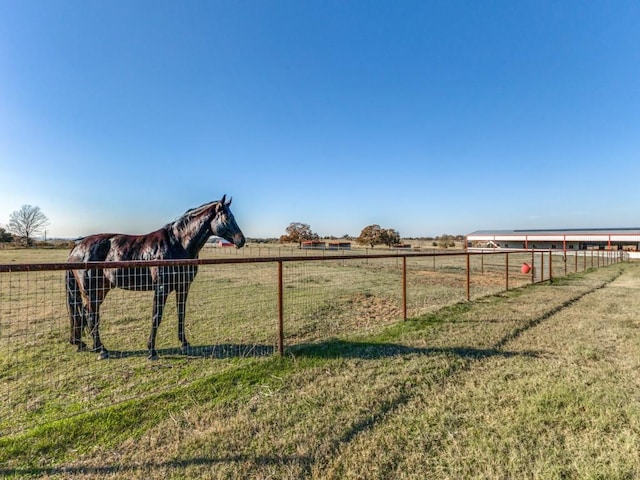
<box><xmin>66</xmin><ymin>195</ymin><xmax>245</xmax><ymax>360</ymax></box>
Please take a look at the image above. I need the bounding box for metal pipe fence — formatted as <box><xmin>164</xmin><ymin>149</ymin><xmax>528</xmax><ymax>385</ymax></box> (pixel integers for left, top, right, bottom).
<box><xmin>0</xmin><ymin>248</ymin><xmax>625</xmax><ymax>435</ymax></box>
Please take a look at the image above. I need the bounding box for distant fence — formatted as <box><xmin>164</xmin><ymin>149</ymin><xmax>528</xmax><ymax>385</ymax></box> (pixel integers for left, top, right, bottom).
<box><xmin>0</xmin><ymin>249</ymin><xmax>625</xmax><ymax>435</ymax></box>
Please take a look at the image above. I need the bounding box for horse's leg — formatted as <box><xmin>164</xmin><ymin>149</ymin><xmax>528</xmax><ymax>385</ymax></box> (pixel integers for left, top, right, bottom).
<box><xmin>66</xmin><ymin>271</ymin><xmax>88</xmax><ymax>351</ymax></box>
<box><xmin>72</xmin><ymin>304</ymin><xmax>88</xmax><ymax>352</ymax></box>
<box><xmin>87</xmin><ymin>275</ymin><xmax>109</xmax><ymax>360</ymax></box>
<box><xmin>148</xmin><ymin>285</ymin><xmax>170</xmax><ymax>360</ymax></box>
<box><xmin>84</xmin><ymin>302</ymin><xmax>108</xmax><ymax>360</ymax></box>
<box><xmin>87</xmin><ymin>303</ymin><xmax>108</xmax><ymax>360</ymax></box>
<box><xmin>176</xmin><ymin>284</ymin><xmax>191</xmax><ymax>354</ymax></box>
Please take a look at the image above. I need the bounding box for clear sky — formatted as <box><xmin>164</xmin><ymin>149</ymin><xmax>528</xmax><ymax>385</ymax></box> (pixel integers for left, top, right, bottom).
<box><xmin>1</xmin><ymin>0</ymin><xmax>639</xmax><ymax>239</ymax></box>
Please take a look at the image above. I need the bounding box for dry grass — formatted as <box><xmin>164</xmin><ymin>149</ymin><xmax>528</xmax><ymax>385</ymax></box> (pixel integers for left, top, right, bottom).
<box><xmin>0</xmin><ymin>248</ymin><xmax>635</xmax><ymax>479</ymax></box>
<box><xmin>1</xmin><ymin>263</ymin><xmax>636</xmax><ymax>478</ymax></box>
<box><xmin>323</xmin><ymin>266</ymin><xmax>640</xmax><ymax>479</ymax></box>
<box><xmin>0</xmin><ymin>250</ymin><xmax>484</xmax><ymax>436</ymax></box>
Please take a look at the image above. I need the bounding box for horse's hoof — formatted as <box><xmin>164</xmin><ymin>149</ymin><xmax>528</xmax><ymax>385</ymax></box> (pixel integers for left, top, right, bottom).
<box><xmin>98</xmin><ymin>350</ymin><xmax>109</xmax><ymax>360</ymax></box>
<box><xmin>76</xmin><ymin>342</ymin><xmax>88</xmax><ymax>352</ymax></box>
<box><xmin>181</xmin><ymin>344</ymin><xmax>192</xmax><ymax>355</ymax></box>
<box><xmin>148</xmin><ymin>352</ymin><xmax>159</xmax><ymax>361</ymax></box>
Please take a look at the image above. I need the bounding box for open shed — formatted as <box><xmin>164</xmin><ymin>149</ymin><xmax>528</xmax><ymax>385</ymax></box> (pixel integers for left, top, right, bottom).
<box><xmin>466</xmin><ymin>228</ymin><xmax>640</xmax><ymax>252</ymax></box>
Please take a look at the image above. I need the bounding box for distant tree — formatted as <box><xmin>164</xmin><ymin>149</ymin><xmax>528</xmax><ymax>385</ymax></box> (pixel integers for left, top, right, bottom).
<box><xmin>380</xmin><ymin>228</ymin><xmax>401</xmax><ymax>247</ymax></box>
<box><xmin>357</xmin><ymin>224</ymin><xmax>383</xmax><ymax>248</ymax></box>
<box><xmin>437</xmin><ymin>234</ymin><xmax>456</xmax><ymax>249</ymax></box>
<box><xmin>280</xmin><ymin>222</ymin><xmax>319</xmax><ymax>246</ymax></box>
<box><xmin>356</xmin><ymin>225</ymin><xmax>401</xmax><ymax>248</ymax></box>
<box><xmin>0</xmin><ymin>226</ymin><xmax>13</xmax><ymax>243</ymax></box>
<box><xmin>8</xmin><ymin>205</ymin><xmax>49</xmax><ymax>246</ymax></box>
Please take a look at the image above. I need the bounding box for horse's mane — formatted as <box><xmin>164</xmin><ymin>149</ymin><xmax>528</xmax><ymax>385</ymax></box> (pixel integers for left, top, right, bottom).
<box><xmin>164</xmin><ymin>201</ymin><xmax>219</xmax><ymax>232</ymax></box>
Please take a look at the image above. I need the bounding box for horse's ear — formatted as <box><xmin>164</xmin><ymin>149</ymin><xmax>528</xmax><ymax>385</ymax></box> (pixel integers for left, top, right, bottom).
<box><xmin>226</xmin><ymin>196</ymin><xmax>232</xmax><ymax>206</ymax></box>
<box><xmin>220</xmin><ymin>194</ymin><xmax>227</xmax><ymax>206</ymax></box>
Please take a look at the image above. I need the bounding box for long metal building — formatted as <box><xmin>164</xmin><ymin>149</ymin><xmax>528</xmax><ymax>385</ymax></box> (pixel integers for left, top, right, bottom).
<box><xmin>466</xmin><ymin>228</ymin><xmax>640</xmax><ymax>252</ymax></box>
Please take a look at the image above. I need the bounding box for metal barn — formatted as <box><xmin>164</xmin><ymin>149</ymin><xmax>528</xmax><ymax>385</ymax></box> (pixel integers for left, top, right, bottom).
<box><xmin>466</xmin><ymin>228</ymin><xmax>640</xmax><ymax>252</ymax></box>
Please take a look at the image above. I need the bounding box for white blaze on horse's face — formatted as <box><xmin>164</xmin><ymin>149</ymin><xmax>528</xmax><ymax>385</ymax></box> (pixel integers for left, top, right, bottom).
<box><xmin>213</xmin><ymin>196</ymin><xmax>245</xmax><ymax>248</ymax></box>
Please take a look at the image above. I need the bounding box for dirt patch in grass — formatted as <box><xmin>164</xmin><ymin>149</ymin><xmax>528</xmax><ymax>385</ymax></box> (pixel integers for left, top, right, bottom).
<box><xmin>348</xmin><ymin>292</ymin><xmax>402</xmax><ymax>325</ymax></box>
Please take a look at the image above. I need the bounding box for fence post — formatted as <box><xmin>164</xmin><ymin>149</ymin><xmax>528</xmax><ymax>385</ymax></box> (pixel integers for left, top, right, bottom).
<box><xmin>466</xmin><ymin>252</ymin><xmax>471</xmax><ymax>301</ymax></box>
<box><xmin>531</xmin><ymin>250</ymin><xmax>535</xmax><ymax>283</ymax></box>
<box><xmin>402</xmin><ymin>256</ymin><xmax>407</xmax><ymax>320</ymax></box>
<box><xmin>505</xmin><ymin>252</ymin><xmax>509</xmax><ymax>291</ymax></box>
<box><xmin>549</xmin><ymin>250</ymin><xmax>553</xmax><ymax>280</ymax></box>
<box><xmin>277</xmin><ymin>260</ymin><xmax>284</xmax><ymax>356</ymax></box>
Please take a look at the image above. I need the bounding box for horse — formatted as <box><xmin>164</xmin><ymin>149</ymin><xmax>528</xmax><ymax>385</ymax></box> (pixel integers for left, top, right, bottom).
<box><xmin>66</xmin><ymin>195</ymin><xmax>245</xmax><ymax>360</ymax></box>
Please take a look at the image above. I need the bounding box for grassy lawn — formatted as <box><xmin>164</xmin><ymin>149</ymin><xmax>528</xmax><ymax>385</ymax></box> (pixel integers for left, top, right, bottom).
<box><xmin>0</xmin><ymin>254</ymin><xmax>638</xmax><ymax>478</ymax></box>
<box><xmin>0</xmin><ymin>248</ymin><xmax>542</xmax><ymax>438</ymax></box>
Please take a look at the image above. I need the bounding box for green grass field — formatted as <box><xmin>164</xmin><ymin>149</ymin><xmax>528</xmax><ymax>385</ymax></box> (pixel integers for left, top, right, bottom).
<box><xmin>0</xmin><ymin>247</ymin><xmax>634</xmax><ymax>478</ymax></box>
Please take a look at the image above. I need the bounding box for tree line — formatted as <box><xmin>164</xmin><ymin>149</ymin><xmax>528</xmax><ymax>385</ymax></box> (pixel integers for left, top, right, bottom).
<box><xmin>280</xmin><ymin>222</ymin><xmax>400</xmax><ymax>247</ymax></box>
<box><xmin>1</xmin><ymin>205</ymin><xmax>463</xmax><ymax>249</ymax></box>
<box><xmin>278</xmin><ymin>222</ymin><xmax>461</xmax><ymax>249</ymax></box>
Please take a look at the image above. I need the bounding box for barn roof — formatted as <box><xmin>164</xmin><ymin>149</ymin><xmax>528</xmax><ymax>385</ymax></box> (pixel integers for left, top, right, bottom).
<box><xmin>466</xmin><ymin>228</ymin><xmax>640</xmax><ymax>242</ymax></box>
<box><xmin>467</xmin><ymin>228</ymin><xmax>640</xmax><ymax>236</ymax></box>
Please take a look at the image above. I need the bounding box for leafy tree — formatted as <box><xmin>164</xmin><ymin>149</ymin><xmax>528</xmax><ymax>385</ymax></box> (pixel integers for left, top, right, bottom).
<box><xmin>8</xmin><ymin>205</ymin><xmax>49</xmax><ymax>246</ymax></box>
<box><xmin>356</xmin><ymin>225</ymin><xmax>401</xmax><ymax>248</ymax></box>
<box><xmin>437</xmin><ymin>234</ymin><xmax>456</xmax><ymax>249</ymax></box>
<box><xmin>380</xmin><ymin>228</ymin><xmax>401</xmax><ymax>247</ymax></box>
<box><xmin>280</xmin><ymin>222</ymin><xmax>318</xmax><ymax>246</ymax></box>
<box><xmin>357</xmin><ymin>224</ymin><xmax>383</xmax><ymax>248</ymax></box>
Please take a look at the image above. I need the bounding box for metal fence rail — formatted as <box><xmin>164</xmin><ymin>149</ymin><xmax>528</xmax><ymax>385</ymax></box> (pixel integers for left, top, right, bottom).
<box><xmin>0</xmin><ymin>248</ymin><xmax>625</xmax><ymax>435</ymax></box>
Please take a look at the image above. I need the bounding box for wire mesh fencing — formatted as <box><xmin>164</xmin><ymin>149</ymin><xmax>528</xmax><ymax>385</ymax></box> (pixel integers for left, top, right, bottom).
<box><xmin>0</xmin><ymin>248</ymin><xmax>625</xmax><ymax>435</ymax></box>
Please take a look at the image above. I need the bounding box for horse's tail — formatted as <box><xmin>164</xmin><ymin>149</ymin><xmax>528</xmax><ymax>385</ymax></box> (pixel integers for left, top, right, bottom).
<box><xmin>66</xmin><ymin>270</ymin><xmax>87</xmax><ymax>350</ymax></box>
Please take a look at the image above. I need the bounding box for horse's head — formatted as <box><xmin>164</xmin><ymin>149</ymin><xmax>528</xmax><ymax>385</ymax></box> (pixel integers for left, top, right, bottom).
<box><xmin>212</xmin><ymin>195</ymin><xmax>245</xmax><ymax>248</ymax></box>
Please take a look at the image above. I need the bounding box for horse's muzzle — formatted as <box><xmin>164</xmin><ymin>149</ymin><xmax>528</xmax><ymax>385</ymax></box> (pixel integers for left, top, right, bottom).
<box><xmin>234</xmin><ymin>234</ymin><xmax>246</xmax><ymax>248</ymax></box>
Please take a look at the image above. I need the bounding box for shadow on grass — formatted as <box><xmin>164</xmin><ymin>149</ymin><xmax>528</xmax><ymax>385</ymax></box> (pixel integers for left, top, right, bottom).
<box><xmin>289</xmin><ymin>339</ymin><xmax>542</xmax><ymax>361</ymax></box>
<box><xmin>103</xmin><ymin>343</ymin><xmax>275</xmax><ymax>360</ymax></box>
<box><xmin>1</xmin><ymin>339</ymin><xmax>542</xmax><ymax>479</ymax></box>
<box><xmin>86</xmin><ymin>340</ymin><xmax>537</xmax><ymax>363</ymax></box>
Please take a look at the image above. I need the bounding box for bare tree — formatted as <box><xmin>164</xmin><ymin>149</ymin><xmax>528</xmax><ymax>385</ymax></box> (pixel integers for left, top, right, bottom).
<box><xmin>8</xmin><ymin>205</ymin><xmax>49</xmax><ymax>246</ymax></box>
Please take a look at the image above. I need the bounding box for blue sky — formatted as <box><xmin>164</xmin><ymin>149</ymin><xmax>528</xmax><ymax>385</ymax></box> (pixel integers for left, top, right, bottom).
<box><xmin>1</xmin><ymin>0</ymin><xmax>639</xmax><ymax>239</ymax></box>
